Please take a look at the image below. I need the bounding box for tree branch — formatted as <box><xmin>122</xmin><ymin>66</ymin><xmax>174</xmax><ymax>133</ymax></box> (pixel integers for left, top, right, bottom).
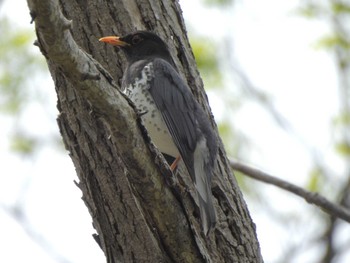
<box><xmin>229</xmin><ymin>159</ymin><xmax>350</xmax><ymax>223</ymax></box>
<box><xmin>27</xmin><ymin>0</ymin><xmax>129</xmax><ymax>122</ymax></box>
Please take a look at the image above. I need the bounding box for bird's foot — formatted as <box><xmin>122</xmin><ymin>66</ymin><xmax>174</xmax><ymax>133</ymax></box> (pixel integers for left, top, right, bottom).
<box><xmin>170</xmin><ymin>155</ymin><xmax>181</xmax><ymax>171</ymax></box>
<box><xmin>136</xmin><ymin>109</ymin><xmax>148</xmax><ymax>117</ymax></box>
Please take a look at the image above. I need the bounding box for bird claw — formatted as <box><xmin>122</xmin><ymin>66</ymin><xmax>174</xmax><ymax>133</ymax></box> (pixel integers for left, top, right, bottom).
<box><xmin>137</xmin><ymin>109</ymin><xmax>148</xmax><ymax>117</ymax></box>
<box><xmin>163</xmin><ymin>168</ymin><xmax>179</xmax><ymax>188</ymax></box>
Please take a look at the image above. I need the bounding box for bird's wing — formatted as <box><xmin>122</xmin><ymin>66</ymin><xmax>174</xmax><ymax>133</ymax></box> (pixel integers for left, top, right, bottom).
<box><xmin>149</xmin><ymin>59</ymin><xmax>217</xmax><ymax>234</ymax></box>
<box><xmin>148</xmin><ymin>58</ymin><xmax>198</xmax><ymax>178</ymax></box>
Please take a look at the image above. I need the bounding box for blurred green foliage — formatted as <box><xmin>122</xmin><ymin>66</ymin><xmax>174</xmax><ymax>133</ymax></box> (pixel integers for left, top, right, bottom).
<box><xmin>201</xmin><ymin>0</ymin><xmax>233</xmax><ymax>7</ymax></box>
<box><xmin>0</xmin><ymin>17</ymin><xmax>47</xmax><ymax>156</ymax></box>
<box><xmin>297</xmin><ymin>1</ymin><xmax>350</xmax><ymax>17</ymax></box>
<box><xmin>307</xmin><ymin>166</ymin><xmax>323</xmax><ymax>192</ymax></box>
<box><xmin>0</xmin><ymin>18</ymin><xmax>44</xmax><ymax>114</ymax></box>
<box><xmin>299</xmin><ymin>1</ymin><xmax>350</xmax><ymax>162</ymax></box>
<box><xmin>316</xmin><ymin>33</ymin><xmax>350</xmax><ymax>51</ymax></box>
<box><xmin>10</xmin><ymin>133</ymin><xmax>38</xmax><ymax>155</ymax></box>
<box><xmin>335</xmin><ymin>142</ymin><xmax>350</xmax><ymax>156</ymax></box>
<box><xmin>191</xmin><ymin>36</ymin><xmax>223</xmax><ymax>89</ymax></box>
<box><xmin>331</xmin><ymin>1</ymin><xmax>350</xmax><ymax>14</ymax></box>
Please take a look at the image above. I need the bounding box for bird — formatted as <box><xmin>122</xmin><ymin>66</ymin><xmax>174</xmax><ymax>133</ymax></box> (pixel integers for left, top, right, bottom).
<box><xmin>99</xmin><ymin>31</ymin><xmax>217</xmax><ymax>235</ymax></box>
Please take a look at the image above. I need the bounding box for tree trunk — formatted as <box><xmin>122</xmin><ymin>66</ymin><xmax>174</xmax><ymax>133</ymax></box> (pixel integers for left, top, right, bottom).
<box><xmin>27</xmin><ymin>0</ymin><xmax>263</xmax><ymax>262</ymax></box>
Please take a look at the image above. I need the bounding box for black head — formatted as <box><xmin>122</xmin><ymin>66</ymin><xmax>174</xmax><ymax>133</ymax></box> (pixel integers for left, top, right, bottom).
<box><xmin>100</xmin><ymin>31</ymin><xmax>174</xmax><ymax>65</ymax></box>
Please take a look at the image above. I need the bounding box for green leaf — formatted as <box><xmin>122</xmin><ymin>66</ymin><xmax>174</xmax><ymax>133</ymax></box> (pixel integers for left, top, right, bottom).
<box><xmin>307</xmin><ymin>167</ymin><xmax>323</xmax><ymax>192</ymax></box>
<box><xmin>190</xmin><ymin>36</ymin><xmax>223</xmax><ymax>88</ymax></box>
<box><xmin>332</xmin><ymin>2</ymin><xmax>350</xmax><ymax>14</ymax></box>
<box><xmin>10</xmin><ymin>134</ymin><xmax>38</xmax><ymax>156</ymax></box>
<box><xmin>335</xmin><ymin>142</ymin><xmax>350</xmax><ymax>156</ymax></box>
<box><xmin>332</xmin><ymin>112</ymin><xmax>350</xmax><ymax>126</ymax></box>
<box><xmin>295</xmin><ymin>4</ymin><xmax>323</xmax><ymax>18</ymax></box>
<box><xmin>201</xmin><ymin>0</ymin><xmax>233</xmax><ymax>7</ymax></box>
<box><xmin>0</xmin><ymin>17</ymin><xmax>45</xmax><ymax>115</ymax></box>
<box><xmin>315</xmin><ymin>34</ymin><xmax>350</xmax><ymax>50</ymax></box>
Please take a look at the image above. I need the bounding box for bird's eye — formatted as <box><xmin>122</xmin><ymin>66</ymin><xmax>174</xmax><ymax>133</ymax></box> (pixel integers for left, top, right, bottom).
<box><xmin>131</xmin><ymin>35</ymin><xmax>143</xmax><ymax>45</ymax></box>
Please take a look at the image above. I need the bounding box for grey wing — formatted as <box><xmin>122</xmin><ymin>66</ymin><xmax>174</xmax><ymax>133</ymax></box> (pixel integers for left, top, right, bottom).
<box><xmin>149</xmin><ymin>59</ymin><xmax>198</xmax><ymax>178</ymax></box>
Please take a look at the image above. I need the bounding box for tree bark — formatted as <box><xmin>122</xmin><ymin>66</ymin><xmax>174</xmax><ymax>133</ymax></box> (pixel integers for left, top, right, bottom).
<box><xmin>27</xmin><ymin>0</ymin><xmax>263</xmax><ymax>262</ymax></box>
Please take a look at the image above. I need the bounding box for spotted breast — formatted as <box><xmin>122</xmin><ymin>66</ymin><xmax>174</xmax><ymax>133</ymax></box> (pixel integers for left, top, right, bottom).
<box><xmin>123</xmin><ymin>62</ymin><xmax>179</xmax><ymax>158</ymax></box>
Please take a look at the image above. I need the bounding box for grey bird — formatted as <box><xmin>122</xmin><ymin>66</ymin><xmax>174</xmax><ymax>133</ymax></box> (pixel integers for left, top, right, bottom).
<box><xmin>99</xmin><ymin>31</ymin><xmax>217</xmax><ymax>235</ymax></box>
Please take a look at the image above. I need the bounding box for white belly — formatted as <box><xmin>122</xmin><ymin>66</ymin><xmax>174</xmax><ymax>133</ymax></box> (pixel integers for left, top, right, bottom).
<box><xmin>141</xmin><ymin>109</ymin><xmax>179</xmax><ymax>157</ymax></box>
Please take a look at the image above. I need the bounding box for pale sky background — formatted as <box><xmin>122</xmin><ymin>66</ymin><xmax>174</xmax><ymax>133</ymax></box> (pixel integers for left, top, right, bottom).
<box><xmin>0</xmin><ymin>0</ymin><xmax>349</xmax><ymax>262</ymax></box>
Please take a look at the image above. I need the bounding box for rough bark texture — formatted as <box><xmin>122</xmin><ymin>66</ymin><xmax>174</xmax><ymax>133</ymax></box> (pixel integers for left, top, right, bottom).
<box><xmin>27</xmin><ymin>0</ymin><xmax>263</xmax><ymax>262</ymax></box>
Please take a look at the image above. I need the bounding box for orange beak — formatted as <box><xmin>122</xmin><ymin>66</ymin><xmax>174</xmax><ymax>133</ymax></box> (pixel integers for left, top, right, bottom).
<box><xmin>99</xmin><ymin>36</ymin><xmax>129</xmax><ymax>47</ymax></box>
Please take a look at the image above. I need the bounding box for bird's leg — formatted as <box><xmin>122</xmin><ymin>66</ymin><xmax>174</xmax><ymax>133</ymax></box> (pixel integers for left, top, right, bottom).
<box><xmin>170</xmin><ymin>155</ymin><xmax>181</xmax><ymax>171</ymax></box>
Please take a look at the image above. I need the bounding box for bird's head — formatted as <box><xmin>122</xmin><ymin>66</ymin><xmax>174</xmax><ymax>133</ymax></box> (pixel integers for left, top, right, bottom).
<box><xmin>99</xmin><ymin>31</ymin><xmax>173</xmax><ymax>65</ymax></box>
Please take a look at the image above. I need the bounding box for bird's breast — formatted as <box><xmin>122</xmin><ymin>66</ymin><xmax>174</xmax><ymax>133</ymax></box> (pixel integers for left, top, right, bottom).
<box><xmin>124</xmin><ymin>63</ymin><xmax>179</xmax><ymax>157</ymax></box>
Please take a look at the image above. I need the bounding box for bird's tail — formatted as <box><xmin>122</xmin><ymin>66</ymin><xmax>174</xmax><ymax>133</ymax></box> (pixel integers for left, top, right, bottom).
<box><xmin>193</xmin><ymin>138</ymin><xmax>216</xmax><ymax>235</ymax></box>
<box><xmin>197</xmin><ymin>186</ymin><xmax>216</xmax><ymax>235</ymax></box>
